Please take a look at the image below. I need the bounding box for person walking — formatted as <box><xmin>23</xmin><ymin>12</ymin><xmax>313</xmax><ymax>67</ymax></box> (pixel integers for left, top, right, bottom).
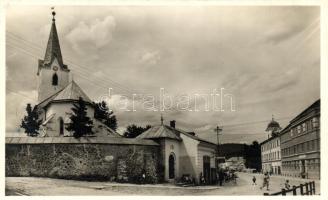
<box><xmin>252</xmin><ymin>176</ymin><xmax>257</xmax><ymax>185</ymax></box>
<box><xmin>260</xmin><ymin>172</ymin><xmax>270</xmax><ymax>191</ymax></box>
<box><xmin>218</xmin><ymin>169</ymin><xmax>224</xmax><ymax>186</ymax></box>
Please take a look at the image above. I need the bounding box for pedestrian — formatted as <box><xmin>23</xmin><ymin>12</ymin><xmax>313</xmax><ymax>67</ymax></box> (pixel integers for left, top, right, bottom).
<box><xmin>260</xmin><ymin>172</ymin><xmax>270</xmax><ymax>191</ymax></box>
<box><xmin>252</xmin><ymin>176</ymin><xmax>257</xmax><ymax>185</ymax></box>
<box><xmin>199</xmin><ymin>172</ymin><xmax>205</xmax><ymax>185</ymax></box>
<box><xmin>232</xmin><ymin>171</ymin><xmax>238</xmax><ymax>184</ymax></box>
<box><xmin>218</xmin><ymin>169</ymin><xmax>224</xmax><ymax>186</ymax></box>
<box><xmin>284</xmin><ymin>179</ymin><xmax>291</xmax><ymax>190</ymax></box>
<box><xmin>141</xmin><ymin>172</ymin><xmax>146</xmax><ymax>184</ymax></box>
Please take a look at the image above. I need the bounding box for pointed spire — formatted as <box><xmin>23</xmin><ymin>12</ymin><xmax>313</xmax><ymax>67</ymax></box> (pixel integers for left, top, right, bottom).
<box><xmin>161</xmin><ymin>113</ymin><xmax>164</xmax><ymax>125</ymax></box>
<box><xmin>43</xmin><ymin>7</ymin><xmax>63</xmax><ymax>67</ymax></box>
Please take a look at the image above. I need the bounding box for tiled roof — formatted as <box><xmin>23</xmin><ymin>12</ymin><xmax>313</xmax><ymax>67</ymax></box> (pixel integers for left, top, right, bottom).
<box><xmin>52</xmin><ymin>80</ymin><xmax>92</xmax><ymax>103</ymax></box>
<box><xmin>137</xmin><ymin>124</ymin><xmax>217</xmax><ymax>146</ymax></box>
<box><xmin>137</xmin><ymin>125</ymin><xmax>182</xmax><ymax>141</ymax></box>
<box><xmin>36</xmin><ymin>80</ymin><xmax>92</xmax><ymax>109</ymax></box>
<box><xmin>5</xmin><ymin>136</ymin><xmax>158</xmax><ymax>146</ymax></box>
<box><xmin>43</xmin><ymin>20</ymin><xmax>64</xmax><ymax>67</ymax></box>
<box><xmin>290</xmin><ymin>99</ymin><xmax>320</xmax><ymax>124</ymax></box>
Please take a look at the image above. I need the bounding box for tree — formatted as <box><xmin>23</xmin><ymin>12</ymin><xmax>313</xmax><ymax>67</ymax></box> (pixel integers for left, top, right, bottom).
<box><xmin>123</xmin><ymin>124</ymin><xmax>151</xmax><ymax>138</ymax></box>
<box><xmin>94</xmin><ymin>101</ymin><xmax>118</xmax><ymax>131</ymax></box>
<box><xmin>244</xmin><ymin>140</ymin><xmax>262</xmax><ymax>171</ymax></box>
<box><xmin>66</xmin><ymin>97</ymin><xmax>94</xmax><ymax>138</ymax></box>
<box><xmin>21</xmin><ymin>103</ymin><xmax>42</xmax><ymax>137</ymax></box>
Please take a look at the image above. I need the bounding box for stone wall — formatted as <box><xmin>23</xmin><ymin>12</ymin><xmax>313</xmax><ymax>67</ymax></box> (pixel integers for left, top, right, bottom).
<box><xmin>6</xmin><ymin>137</ymin><xmax>161</xmax><ymax>183</ymax></box>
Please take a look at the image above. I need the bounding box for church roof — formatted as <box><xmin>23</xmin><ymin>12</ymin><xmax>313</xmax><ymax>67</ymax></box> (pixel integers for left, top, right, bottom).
<box><xmin>53</xmin><ymin>80</ymin><xmax>92</xmax><ymax>103</ymax></box>
<box><xmin>44</xmin><ymin>16</ymin><xmax>63</xmax><ymax>67</ymax></box>
<box><xmin>36</xmin><ymin>80</ymin><xmax>92</xmax><ymax>109</ymax></box>
<box><xmin>137</xmin><ymin>123</ymin><xmax>217</xmax><ymax>147</ymax></box>
<box><xmin>137</xmin><ymin>125</ymin><xmax>182</xmax><ymax>141</ymax></box>
<box><xmin>37</xmin><ymin>11</ymin><xmax>68</xmax><ymax>75</ymax></box>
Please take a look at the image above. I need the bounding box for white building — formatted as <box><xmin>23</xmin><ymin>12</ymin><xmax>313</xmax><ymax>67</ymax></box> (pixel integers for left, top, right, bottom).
<box><xmin>137</xmin><ymin>120</ymin><xmax>217</xmax><ymax>184</ymax></box>
<box><xmin>260</xmin><ymin>117</ymin><xmax>282</xmax><ymax>175</ymax></box>
<box><xmin>35</xmin><ymin>11</ymin><xmax>119</xmax><ymax>137</ymax></box>
<box><xmin>260</xmin><ymin>135</ymin><xmax>281</xmax><ymax>175</ymax></box>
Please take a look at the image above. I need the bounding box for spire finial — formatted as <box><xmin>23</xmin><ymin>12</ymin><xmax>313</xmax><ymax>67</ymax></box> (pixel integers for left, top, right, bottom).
<box><xmin>51</xmin><ymin>7</ymin><xmax>56</xmax><ymax>21</ymax></box>
<box><xmin>161</xmin><ymin>113</ymin><xmax>164</xmax><ymax>125</ymax></box>
<box><xmin>272</xmin><ymin>114</ymin><xmax>274</xmax><ymax>121</ymax></box>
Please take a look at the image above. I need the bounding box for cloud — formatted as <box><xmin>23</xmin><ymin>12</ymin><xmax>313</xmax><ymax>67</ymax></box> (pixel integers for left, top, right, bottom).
<box><xmin>6</xmin><ymin>90</ymin><xmax>38</xmax><ymax>133</ymax></box>
<box><xmin>6</xmin><ymin>6</ymin><xmax>320</xmax><ymax>144</ymax></box>
<box><xmin>194</xmin><ymin>124</ymin><xmax>213</xmax><ymax>132</ymax></box>
<box><xmin>140</xmin><ymin>50</ymin><xmax>161</xmax><ymax>65</ymax></box>
<box><xmin>66</xmin><ymin>16</ymin><xmax>116</xmax><ymax>54</ymax></box>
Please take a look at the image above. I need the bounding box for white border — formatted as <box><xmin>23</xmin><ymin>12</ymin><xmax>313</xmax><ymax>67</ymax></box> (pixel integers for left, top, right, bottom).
<box><xmin>1</xmin><ymin>1</ymin><xmax>327</xmax><ymax>200</ymax></box>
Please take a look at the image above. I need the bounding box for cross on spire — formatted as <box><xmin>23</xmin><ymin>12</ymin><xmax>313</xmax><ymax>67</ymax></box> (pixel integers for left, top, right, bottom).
<box><xmin>51</xmin><ymin>7</ymin><xmax>56</xmax><ymax>21</ymax></box>
<box><xmin>43</xmin><ymin>7</ymin><xmax>63</xmax><ymax>67</ymax></box>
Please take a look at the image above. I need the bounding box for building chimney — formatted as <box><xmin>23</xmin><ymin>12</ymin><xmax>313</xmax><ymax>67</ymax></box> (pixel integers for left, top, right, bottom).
<box><xmin>170</xmin><ymin>120</ymin><xmax>176</xmax><ymax>129</ymax></box>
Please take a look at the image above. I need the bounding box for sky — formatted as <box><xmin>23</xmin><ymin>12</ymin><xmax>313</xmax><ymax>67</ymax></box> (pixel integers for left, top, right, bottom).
<box><xmin>6</xmin><ymin>6</ymin><xmax>320</xmax><ymax>143</ymax></box>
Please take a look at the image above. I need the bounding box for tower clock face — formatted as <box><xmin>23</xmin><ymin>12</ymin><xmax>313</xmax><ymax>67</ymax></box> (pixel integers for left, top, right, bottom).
<box><xmin>53</xmin><ymin>66</ymin><xmax>58</xmax><ymax>71</ymax></box>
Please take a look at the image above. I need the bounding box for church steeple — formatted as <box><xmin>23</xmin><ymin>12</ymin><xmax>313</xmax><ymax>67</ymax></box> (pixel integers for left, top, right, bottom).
<box><xmin>37</xmin><ymin>8</ymin><xmax>70</xmax><ymax>102</ymax></box>
<box><xmin>43</xmin><ymin>8</ymin><xmax>64</xmax><ymax>67</ymax></box>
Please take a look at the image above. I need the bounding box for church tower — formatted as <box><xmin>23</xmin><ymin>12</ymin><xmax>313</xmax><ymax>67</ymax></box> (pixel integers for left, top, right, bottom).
<box><xmin>37</xmin><ymin>9</ymin><xmax>70</xmax><ymax>102</ymax></box>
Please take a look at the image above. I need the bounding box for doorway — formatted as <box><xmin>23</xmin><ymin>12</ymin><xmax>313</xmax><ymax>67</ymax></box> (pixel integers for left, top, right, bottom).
<box><xmin>169</xmin><ymin>154</ymin><xmax>175</xmax><ymax>179</ymax></box>
<box><xmin>203</xmin><ymin>156</ymin><xmax>211</xmax><ymax>184</ymax></box>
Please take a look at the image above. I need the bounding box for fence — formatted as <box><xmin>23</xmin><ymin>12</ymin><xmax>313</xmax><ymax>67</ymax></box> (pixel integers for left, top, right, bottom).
<box><xmin>264</xmin><ymin>181</ymin><xmax>316</xmax><ymax>196</ymax></box>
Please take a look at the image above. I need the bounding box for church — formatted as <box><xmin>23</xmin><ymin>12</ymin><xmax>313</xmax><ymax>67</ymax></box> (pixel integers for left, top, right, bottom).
<box><xmin>21</xmin><ymin>10</ymin><xmax>220</xmax><ymax>185</ymax></box>
<box><xmin>35</xmin><ymin>10</ymin><xmax>119</xmax><ymax>138</ymax></box>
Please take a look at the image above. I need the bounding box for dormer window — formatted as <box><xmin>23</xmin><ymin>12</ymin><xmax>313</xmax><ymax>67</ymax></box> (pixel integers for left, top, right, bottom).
<box><xmin>52</xmin><ymin>73</ymin><xmax>58</xmax><ymax>86</ymax></box>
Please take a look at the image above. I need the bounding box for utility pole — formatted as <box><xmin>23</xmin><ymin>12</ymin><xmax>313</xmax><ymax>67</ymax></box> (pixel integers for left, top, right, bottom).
<box><xmin>214</xmin><ymin>125</ymin><xmax>222</xmax><ymax>157</ymax></box>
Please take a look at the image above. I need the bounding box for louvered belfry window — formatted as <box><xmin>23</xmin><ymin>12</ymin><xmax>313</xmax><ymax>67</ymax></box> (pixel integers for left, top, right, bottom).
<box><xmin>52</xmin><ymin>73</ymin><xmax>58</xmax><ymax>86</ymax></box>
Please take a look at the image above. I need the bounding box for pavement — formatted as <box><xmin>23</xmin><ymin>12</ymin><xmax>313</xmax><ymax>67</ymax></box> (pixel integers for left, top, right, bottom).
<box><xmin>5</xmin><ymin>172</ymin><xmax>320</xmax><ymax>196</ymax></box>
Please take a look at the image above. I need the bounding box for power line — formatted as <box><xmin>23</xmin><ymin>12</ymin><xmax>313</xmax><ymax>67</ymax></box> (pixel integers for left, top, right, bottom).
<box><xmin>221</xmin><ymin>116</ymin><xmax>293</xmax><ymax>128</ymax></box>
<box><xmin>6</xmin><ymin>31</ymin><xmax>139</xmax><ymax>94</ymax></box>
<box><xmin>6</xmin><ymin>42</ymin><xmax>133</xmax><ymax>95</ymax></box>
<box><xmin>6</xmin><ymin>38</ymin><xmax>134</xmax><ymax>95</ymax></box>
<box><xmin>6</xmin><ymin>88</ymin><xmax>36</xmax><ymax>101</ymax></box>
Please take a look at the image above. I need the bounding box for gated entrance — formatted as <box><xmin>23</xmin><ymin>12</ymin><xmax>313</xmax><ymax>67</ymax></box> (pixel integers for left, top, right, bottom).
<box><xmin>203</xmin><ymin>156</ymin><xmax>211</xmax><ymax>184</ymax></box>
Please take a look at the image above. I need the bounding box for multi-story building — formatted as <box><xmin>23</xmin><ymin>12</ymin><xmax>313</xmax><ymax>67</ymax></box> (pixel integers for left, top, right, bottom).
<box><xmin>261</xmin><ymin>134</ymin><xmax>282</xmax><ymax>175</ymax></box>
<box><xmin>260</xmin><ymin>117</ymin><xmax>282</xmax><ymax>175</ymax></box>
<box><xmin>280</xmin><ymin>99</ymin><xmax>320</xmax><ymax>179</ymax></box>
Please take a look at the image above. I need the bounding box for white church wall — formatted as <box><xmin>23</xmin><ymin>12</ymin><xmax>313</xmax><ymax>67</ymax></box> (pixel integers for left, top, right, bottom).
<box><xmin>179</xmin><ymin>134</ymin><xmax>199</xmax><ymax>179</ymax></box>
<box><xmin>45</xmin><ymin>103</ymin><xmax>94</xmax><ymax>137</ymax></box>
<box><xmin>38</xmin><ymin>58</ymin><xmax>69</xmax><ymax>102</ymax></box>
<box><xmin>163</xmin><ymin>139</ymin><xmax>180</xmax><ymax>181</ymax></box>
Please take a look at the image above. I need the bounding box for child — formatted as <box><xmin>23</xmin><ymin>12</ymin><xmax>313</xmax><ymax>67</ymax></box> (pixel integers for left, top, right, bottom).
<box><xmin>252</xmin><ymin>176</ymin><xmax>257</xmax><ymax>185</ymax></box>
<box><xmin>285</xmin><ymin>180</ymin><xmax>291</xmax><ymax>190</ymax></box>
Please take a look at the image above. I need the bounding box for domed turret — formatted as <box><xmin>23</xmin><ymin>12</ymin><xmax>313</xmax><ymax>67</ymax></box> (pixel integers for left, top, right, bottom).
<box><xmin>266</xmin><ymin>115</ymin><xmax>281</xmax><ymax>137</ymax></box>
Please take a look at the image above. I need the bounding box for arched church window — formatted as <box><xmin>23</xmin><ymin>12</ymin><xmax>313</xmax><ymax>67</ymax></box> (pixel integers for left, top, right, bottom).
<box><xmin>52</xmin><ymin>73</ymin><xmax>58</xmax><ymax>86</ymax></box>
<box><xmin>58</xmin><ymin>117</ymin><xmax>64</xmax><ymax>135</ymax></box>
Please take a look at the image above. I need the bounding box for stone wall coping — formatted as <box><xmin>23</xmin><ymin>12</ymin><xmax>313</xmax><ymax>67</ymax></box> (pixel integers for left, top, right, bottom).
<box><xmin>5</xmin><ymin>136</ymin><xmax>159</xmax><ymax>146</ymax></box>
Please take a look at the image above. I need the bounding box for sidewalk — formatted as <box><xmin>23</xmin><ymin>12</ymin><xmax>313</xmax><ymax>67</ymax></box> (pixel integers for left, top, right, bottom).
<box><xmin>245</xmin><ymin>172</ymin><xmax>320</xmax><ymax>195</ymax></box>
<box><xmin>95</xmin><ymin>182</ymin><xmax>223</xmax><ymax>190</ymax></box>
